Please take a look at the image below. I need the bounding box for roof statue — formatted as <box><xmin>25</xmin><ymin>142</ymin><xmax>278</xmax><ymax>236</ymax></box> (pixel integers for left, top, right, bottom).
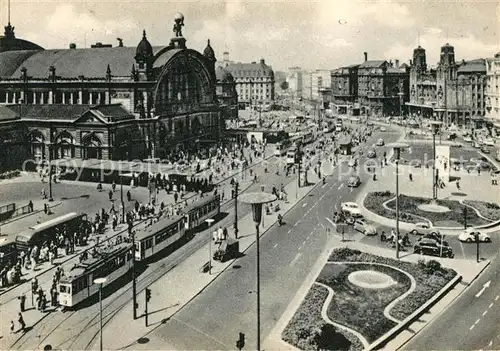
<box><xmin>173</xmin><ymin>13</ymin><xmax>184</xmax><ymax>37</ymax></box>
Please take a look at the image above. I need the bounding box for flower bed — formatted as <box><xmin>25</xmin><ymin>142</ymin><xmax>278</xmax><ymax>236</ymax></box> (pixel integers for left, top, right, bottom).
<box><xmin>282</xmin><ymin>285</ymin><xmax>364</xmax><ymax>351</ymax></box>
<box><xmin>329</xmin><ymin>248</ymin><xmax>457</xmax><ymax>321</ymax></box>
<box><xmin>317</xmin><ymin>263</ymin><xmax>411</xmax><ymax>343</ymax></box>
<box><xmin>364</xmin><ymin>191</ymin><xmax>494</xmax><ymax>226</ymax></box>
<box><xmin>363</xmin><ymin>191</ymin><xmax>423</xmax><ymax>224</ymax></box>
<box><xmin>463</xmin><ymin>200</ymin><xmax>500</xmax><ymax>222</ymax></box>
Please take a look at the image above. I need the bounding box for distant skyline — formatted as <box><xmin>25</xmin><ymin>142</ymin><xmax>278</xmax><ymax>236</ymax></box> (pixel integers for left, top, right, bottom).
<box><xmin>2</xmin><ymin>0</ymin><xmax>499</xmax><ymax>71</ymax></box>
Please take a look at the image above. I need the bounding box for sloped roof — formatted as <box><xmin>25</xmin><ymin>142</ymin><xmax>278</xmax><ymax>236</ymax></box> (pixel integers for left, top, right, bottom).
<box><xmin>153</xmin><ymin>49</ymin><xmax>183</xmax><ymax>68</ymax></box>
<box><xmin>1</xmin><ymin>104</ymin><xmax>133</xmax><ymax>122</ymax></box>
<box><xmin>215</xmin><ymin>66</ymin><xmax>234</xmax><ymax>82</ymax></box>
<box><xmin>457</xmin><ymin>59</ymin><xmax>486</xmax><ymax>73</ymax></box>
<box><xmin>1</xmin><ymin>45</ymin><xmax>164</xmax><ymax>79</ymax></box>
<box><xmin>387</xmin><ymin>67</ymin><xmax>407</xmax><ymax>74</ymax></box>
<box><xmin>224</xmin><ymin>61</ymin><xmax>274</xmax><ymax>77</ymax></box>
<box><xmin>0</xmin><ymin>105</ymin><xmax>20</xmax><ymax>121</ymax></box>
<box><xmin>0</xmin><ymin>50</ymin><xmax>39</xmax><ymax>77</ymax></box>
<box><xmin>358</xmin><ymin>60</ymin><xmax>387</xmax><ymax>68</ymax></box>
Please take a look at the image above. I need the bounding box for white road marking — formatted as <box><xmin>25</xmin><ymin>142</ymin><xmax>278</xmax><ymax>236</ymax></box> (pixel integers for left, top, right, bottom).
<box><xmin>290</xmin><ymin>253</ymin><xmax>302</xmax><ymax>266</ymax></box>
<box><xmin>273</xmin><ymin>244</ymin><xmax>278</xmax><ymax>248</ymax></box>
<box><xmin>287</xmin><ymin>229</ymin><xmax>292</xmax><ymax>234</ymax></box>
<box><xmin>338</xmin><ymin>184</ymin><xmax>344</xmax><ymax>190</ymax></box>
<box><xmin>326</xmin><ymin>217</ymin><xmax>337</xmax><ymax>227</ymax></box>
<box><xmin>475</xmin><ymin>319</ymin><xmax>481</xmax><ymax>325</ymax></box>
<box><xmin>302</xmin><ymin>203</ymin><xmax>308</xmax><ymax>208</ymax></box>
<box><xmin>483</xmin><ymin>310</ymin><xmax>488</xmax><ymax>316</ymax></box>
<box><xmin>470</xmin><ymin>324</ymin><xmax>475</xmax><ymax>331</ymax></box>
<box><xmin>489</xmin><ymin>303</ymin><xmax>494</xmax><ymax>308</ymax></box>
<box><xmin>302</xmin><ymin>240</ymin><xmax>307</xmax><ymax>245</ymax></box>
<box><xmin>322</xmin><ymin>183</ymin><xmax>327</xmax><ymax>188</ymax></box>
<box><xmin>489</xmin><ymin>340</ymin><xmax>493</xmax><ymax>347</ymax></box>
<box><xmin>495</xmin><ymin>295</ymin><xmax>499</xmax><ymax>301</ymax></box>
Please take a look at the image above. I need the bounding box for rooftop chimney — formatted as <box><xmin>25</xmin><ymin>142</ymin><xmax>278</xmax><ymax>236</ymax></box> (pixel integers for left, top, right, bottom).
<box><xmin>91</xmin><ymin>42</ymin><xmax>112</xmax><ymax>48</ymax></box>
<box><xmin>69</xmin><ymin>43</ymin><xmax>76</xmax><ymax>49</ymax></box>
<box><xmin>364</xmin><ymin>52</ymin><xmax>368</xmax><ymax>62</ymax></box>
<box><xmin>260</xmin><ymin>58</ymin><xmax>265</xmax><ymax>65</ymax></box>
<box><xmin>395</xmin><ymin>59</ymin><xmax>399</xmax><ymax>68</ymax></box>
<box><xmin>223</xmin><ymin>51</ymin><xmax>229</xmax><ymax>62</ymax></box>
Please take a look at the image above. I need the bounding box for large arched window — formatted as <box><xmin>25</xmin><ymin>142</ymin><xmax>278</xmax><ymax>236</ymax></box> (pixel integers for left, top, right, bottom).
<box><xmin>28</xmin><ymin>129</ymin><xmax>45</xmax><ymax>160</ymax></box>
<box><xmin>54</xmin><ymin>130</ymin><xmax>75</xmax><ymax>159</ymax></box>
<box><xmin>81</xmin><ymin>132</ymin><xmax>103</xmax><ymax>160</ymax></box>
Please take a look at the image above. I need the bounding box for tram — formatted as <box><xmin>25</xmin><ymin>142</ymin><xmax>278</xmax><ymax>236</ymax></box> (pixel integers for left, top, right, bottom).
<box><xmin>134</xmin><ymin>195</ymin><xmax>220</xmax><ymax>262</ymax></box>
<box><xmin>16</xmin><ymin>212</ymin><xmax>88</xmax><ymax>251</ymax></box>
<box><xmin>0</xmin><ymin>237</ymin><xmax>18</xmax><ymax>269</ymax></box>
<box><xmin>134</xmin><ymin>215</ymin><xmax>185</xmax><ymax>261</ymax></box>
<box><xmin>58</xmin><ymin>242</ymin><xmax>133</xmax><ymax>307</ymax></box>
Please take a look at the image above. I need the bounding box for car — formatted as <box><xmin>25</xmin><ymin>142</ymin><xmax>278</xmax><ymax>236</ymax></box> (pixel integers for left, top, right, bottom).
<box><xmin>463</xmin><ymin>136</ymin><xmax>473</xmax><ymax>143</ymax></box>
<box><xmin>414</xmin><ymin>238</ymin><xmax>454</xmax><ymax>258</ymax></box>
<box><xmin>418</xmin><ymin>233</ymin><xmax>448</xmax><ymax>246</ymax></box>
<box><xmin>347</xmin><ymin>176</ymin><xmax>361</xmax><ymax>187</ymax></box>
<box><xmin>345</xmin><ymin>216</ymin><xmax>356</xmax><ymax>225</ymax></box>
<box><xmin>481</xmin><ymin>146</ymin><xmax>491</xmax><ymax>154</ymax></box>
<box><xmin>376</xmin><ymin>138</ymin><xmax>385</xmax><ymax>146</ymax></box>
<box><xmin>353</xmin><ymin>219</ymin><xmax>377</xmax><ymax>235</ymax></box>
<box><xmin>367</xmin><ymin>149</ymin><xmax>377</xmax><ymax>158</ymax></box>
<box><xmin>458</xmin><ymin>230</ymin><xmax>491</xmax><ymax>243</ymax></box>
<box><xmin>411</xmin><ymin>222</ymin><xmax>439</xmax><ymax>236</ymax></box>
<box><xmin>380</xmin><ymin>127</ymin><xmax>387</xmax><ymax>132</ymax></box>
<box><xmin>450</xmin><ymin>142</ymin><xmax>463</xmax><ymax>148</ymax></box>
<box><xmin>482</xmin><ymin>139</ymin><xmax>495</xmax><ymax>146</ymax></box>
<box><xmin>341</xmin><ymin>202</ymin><xmax>362</xmax><ymax>217</ymax></box>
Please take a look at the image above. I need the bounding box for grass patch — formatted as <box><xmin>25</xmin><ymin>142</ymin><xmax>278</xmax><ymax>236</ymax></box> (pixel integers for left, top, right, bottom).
<box><xmin>329</xmin><ymin>248</ymin><xmax>457</xmax><ymax>321</ymax></box>
<box><xmin>463</xmin><ymin>200</ymin><xmax>500</xmax><ymax>222</ymax></box>
<box><xmin>282</xmin><ymin>285</ymin><xmax>364</xmax><ymax>351</ymax></box>
<box><xmin>363</xmin><ymin>191</ymin><xmax>424</xmax><ymax>224</ymax></box>
<box><xmin>364</xmin><ymin>191</ymin><xmax>493</xmax><ymax>226</ymax></box>
<box><xmin>317</xmin><ymin>263</ymin><xmax>411</xmax><ymax>343</ymax></box>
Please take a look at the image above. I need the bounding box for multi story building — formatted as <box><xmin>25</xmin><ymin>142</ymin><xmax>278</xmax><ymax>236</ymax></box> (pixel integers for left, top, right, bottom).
<box><xmin>219</xmin><ymin>53</ymin><xmax>275</xmax><ymax>109</ymax></box>
<box><xmin>331</xmin><ymin>52</ymin><xmax>409</xmax><ymax>117</ymax></box>
<box><xmin>286</xmin><ymin>67</ymin><xmax>303</xmax><ymax>99</ymax></box>
<box><xmin>0</xmin><ymin>14</ymin><xmax>225</xmax><ymax>170</ymax></box>
<box><xmin>407</xmin><ymin>43</ymin><xmax>487</xmax><ymax>127</ymax></box>
<box><xmin>215</xmin><ymin>66</ymin><xmax>238</xmax><ymax>120</ymax></box>
<box><xmin>485</xmin><ymin>52</ymin><xmax>500</xmax><ymax>134</ymax></box>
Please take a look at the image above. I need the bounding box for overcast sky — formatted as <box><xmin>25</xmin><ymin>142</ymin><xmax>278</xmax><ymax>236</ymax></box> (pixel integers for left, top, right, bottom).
<box><xmin>2</xmin><ymin>0</ymin><xmax>499</xmax><ymax>71</ymax></box>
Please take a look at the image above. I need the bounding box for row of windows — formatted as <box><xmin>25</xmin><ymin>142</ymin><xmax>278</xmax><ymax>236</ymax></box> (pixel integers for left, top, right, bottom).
<box><xmin>154</xmin><ymin>220</ymin><xmax>184</xmax><ymax>244</ymax></box>
<box><xmin>188</xmin><ymin>201</ymin><xmax>218</xmax><ymax>222</ymax></box>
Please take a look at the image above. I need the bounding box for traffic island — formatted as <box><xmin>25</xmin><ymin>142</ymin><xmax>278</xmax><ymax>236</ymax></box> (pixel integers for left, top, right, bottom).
<box><xmin>281</xmin><ymin>248</ymin><xmax>457</xmax><ymax>351</ymax></box>
<box><xmin>363</xmin><ymin>191</ymin><xmax>500</xmax><ymax>227</ymax></box>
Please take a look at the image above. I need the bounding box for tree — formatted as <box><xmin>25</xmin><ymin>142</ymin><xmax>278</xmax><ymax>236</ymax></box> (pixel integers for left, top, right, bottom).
<box><xmin>280</xmin><ymin>81</ymin><xmax>289</xmax><ymax>91</ymax></box>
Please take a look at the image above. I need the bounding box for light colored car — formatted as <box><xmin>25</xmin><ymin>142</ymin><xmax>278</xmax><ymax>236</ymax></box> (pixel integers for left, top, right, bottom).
<box><xmin>411</xmin><ymin>222</ymin><xmax>439</xmax><ymax>236</ymax></box>
<box><xmin>463</xmin><ymin>136</ymin><xmax>473</xmax><ymax>143</ymax></box>
<box><xmin>347</xmin><ymin>176</ymin><xmax>361</xmax><ymax>187</ymax></box>
<box><xmin>376</xmin><ymin>138</ymin><xmax>385</xmax><ymax>146</ymax></box>
<box><xmin>353</xmin><ymin>219</ymin><xmax>377</xmax><ymax>235</ymax></box>
<box><xmin>380</xmin><ymin>127</ymin><xmax>387</xmax><ymax>132</ymax></box>
<box><xmin>341</xmin><ymin>202</ymin><xmax>362</xmax><ymax>217</ymax></box>
<box><xmin>458</xmin><ymin>230</ymin><xmax>491</xmax><ymax>243</ymax></box>
<box><xmin>482</xmin><ymin>139</ymin><xmax>495</xmax><ymax>146</ymax></box>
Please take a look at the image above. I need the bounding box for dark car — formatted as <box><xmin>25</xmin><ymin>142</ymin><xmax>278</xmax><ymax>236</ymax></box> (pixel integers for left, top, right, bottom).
<box><xmin>418</xmin><ymin>233</ymin><xmax>448</xmax><ymax>246</ymax></box>
<box><xmin>414</xmin><ymin>238</ymin><xmax>454</xmax><ymax>258</ymax></box>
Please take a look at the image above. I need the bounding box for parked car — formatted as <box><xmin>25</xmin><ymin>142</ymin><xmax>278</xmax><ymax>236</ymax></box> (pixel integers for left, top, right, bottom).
<box><xmin>418</xmin><ymin>233</ymin><xmax>448</xmax><ymax>246</ymax></box>
<box><xmin>380</xmin><ymin>127</ymin><xmax>387</xmax><ymax>132</ymax></box>
<box><xmin>376</xmin><ymin>138</ymin><xmax>385</xmax><ymax>146</ymax></box>
<box><xmin>367</xmin><ymin>149</ymin><xmax>377</xmax><ymax>158</ymax></box>
<box><xmin>463</xmin><ymin>136</ymin><xmax>473</xmax><ymax>143</ymax></box>
<box><xmin>411</xmin><ymin>222</ymin><xmax>439</xmax><ymax>236</ymax></box>
<box><xmin>458</xmin><ymin>230</ymin><xmax>491</xmax><ymax>243</ymax></box>
<box><xmin>347</xmin><ymin>176</ymin><xmax>361</xmax><ymax>187</ymax></box>
<box><xmin>341</xmin><ymin>202</ymin><xmax>362</xmax><ymax>217</ymax></box>
<box><xmin>450</xmin><ymin>142</ymin><xmax>463</xmax><ymax>148</ymax></box>
<box><xmin>353</xmin><ymin>219</ymin><xmax>377</xmax><ymax>235</ymax></box>
<box><xmin>414</xmin><ymin>238</ymin><xmax>454</xmax><ymax>258</ymax></box>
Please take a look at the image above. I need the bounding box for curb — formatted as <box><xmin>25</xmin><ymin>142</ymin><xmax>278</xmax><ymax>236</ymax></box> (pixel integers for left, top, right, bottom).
<box><xmin>367</xmin><ymin>272</ymin><xmax>463</xmax><ymax>351</ymax></box>
<box><xmin>0</xmin><ymin>202</ymin><xmax>62</xmax><ymax>226</ymax></box>
<box><xmin>394</xmin><ymin>259</ymin><xmax>492</xmax><ymax>351</ymax></box>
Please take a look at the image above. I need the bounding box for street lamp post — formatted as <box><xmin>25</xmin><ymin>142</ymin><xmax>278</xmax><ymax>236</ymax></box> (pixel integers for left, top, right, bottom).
<box><xmin>131</xmin><ymin>230</ymin><xmax>137</xmax><ymax>319</ymax></box>
<box><xmin>120</xmin><ymin>175</ymin><xmax>125</xmax><ymax>223</ymax></box>
<box><xmin>430</xmin><ymin>121</ymin><xmax>443</xmax><ymax>200</ymax></box>
<box><xmin>205</xmin><ymin>218</ymin><xmax>215</xmax><ymax>274</ymax></box>
<box><xmin>240</xmin><ymin>192</ymin><xmax>277</xmax><ymax>351</ymax></box>
<box><xmin>94</xmin><ymin>277</ymin><xmax>107</xmax><ymax>351</ymax></box>
<box><xmin>388</xmin><ymin>143</ymin><xmax>408</xmax><ymax>259</ymax></box>
<box><xmin>48</xmin><ymin>143</ymin><xmax>54</xmax><ymax>202</ymax></box>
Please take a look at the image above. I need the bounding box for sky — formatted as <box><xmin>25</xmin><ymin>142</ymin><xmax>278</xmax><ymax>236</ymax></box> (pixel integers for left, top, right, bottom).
<box><xmin>2</xmin><ymin>0</ymin><xmax>499</xmax><ymax>71</ymax></box>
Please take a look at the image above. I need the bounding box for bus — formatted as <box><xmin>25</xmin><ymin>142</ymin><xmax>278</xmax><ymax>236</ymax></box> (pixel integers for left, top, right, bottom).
<box><xmin>286</xmin><ymin>147</ymin><xmax>297</xmax><ymax>165</ymax></box>
<box><xmin>16</xmin><ymin>212</ymin><xmax>88</xmax><ymax>251</ymax></box>
<box><xmin>274</xmin><ymin>139</ymin><xmax>292</xmax><ymax>156</ymax></box>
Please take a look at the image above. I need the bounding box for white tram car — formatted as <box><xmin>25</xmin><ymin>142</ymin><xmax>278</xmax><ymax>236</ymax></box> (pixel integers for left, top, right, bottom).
<box><xmin>135</xmin><ymin>195</ymin><xmax>221</xmax><ymax>262</ymax></box>
<box><xmin>58</xmin><ymin>243</ymin><xmax>133</xmax><ymax>307</ymax></box>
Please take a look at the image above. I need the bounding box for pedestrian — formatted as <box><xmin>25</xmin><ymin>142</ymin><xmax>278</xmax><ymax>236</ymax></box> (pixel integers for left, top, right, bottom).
<box><xmin>127</xmin><ymin>190</ymin><xmax>131</xmax><ymax>201</ymax></box>
<box><xmin>43</xmin><ymin>203</ymin><xmax>48</xmax><ymax>214</ymax></box>
<box><xmin>10</xmin><ymin>320</ymin><xmax>15</xmax><ymax>334</ymax></box>
<box><xmin>108</xmin><ymin>190</ymin><xmax>113</xmax><ymax>201</ymax></box>
<box><xmin>19</xmin><ymin>294</ymin><xmax>26</xmax><ymax>312</ymax></box>
<box><xmin>28</xmin><ymin>200</ymin><xmax>34</xmax><ymax>212</ymax></box>
<box><xmin>18</xmin><ymin>313</ymin><xmax>26</xmax><ymax>332</ymax></box>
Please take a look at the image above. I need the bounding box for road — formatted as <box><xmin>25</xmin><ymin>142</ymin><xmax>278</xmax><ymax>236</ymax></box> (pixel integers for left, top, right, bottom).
<box><xmin>401</xmin><ymin>255</ymin><xmax>500</xmax><ymax>350</ymax></box>
<box><xmin>141</xmin><ymin>129</ymin><xmax>401</xmax><ymax>350</ymax></box>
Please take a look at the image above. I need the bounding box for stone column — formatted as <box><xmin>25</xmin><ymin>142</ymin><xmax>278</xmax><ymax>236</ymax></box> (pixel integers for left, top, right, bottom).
<box><xmin>62</xmin><ymin>92</ymin><xmax>66</xmax><ymax>104</ymax></box>
<box><xmin>6</xmin><ymin>91</ymin><xmax>10</xmax><ymax>103</ymax></box>
<box><xmin>32</xmin><ymin>92</ymin><xmax>37</xmax><ymax>105</ymax></box>
<box><xmin>78</xmin><ymin>90</ymin><xmax>83</xmax><ymax>105</ymax></box>
<box><xmin>48</xmin><ymin>91</ymin><xmax>53</xmax><ymax>104</ymax></box>
<box><xmin>89</xmin><ymin>92</ymin><xmax>93</xmax><ymax>105</ymax></box>
<box><xmin>20</xmin><ymin>91</ymin><xmax>25</xmax><ymax>101</ymax></box>
<box><xmin>105</xmin><ymin>91</ymin><xmax>110</xmax><ymax>104</ymax></box>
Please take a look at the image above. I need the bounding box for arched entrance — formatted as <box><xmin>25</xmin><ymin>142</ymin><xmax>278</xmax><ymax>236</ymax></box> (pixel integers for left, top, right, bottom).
<box><xmin>81</xmin><ymin>133</ymin><xmax>103</xmax><ymax>159</ymax></box>
<box><xmin>28</xmin><ymin>129</ymin><xmax>45</xmax><ymax>161</ymax></box>
<box><xmin>190</xmin><ymin>117</ymin><xmax>202</xmax><ymax>135</ymax></box>
<box><xmin>54</xmin><ymin>131</ymin><xmax>75</xmax><ymax>159</ymax></box>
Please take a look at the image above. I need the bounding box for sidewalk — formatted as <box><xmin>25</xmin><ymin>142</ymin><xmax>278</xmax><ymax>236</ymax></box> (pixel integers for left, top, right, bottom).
<box><xmin>89</xmin><ymin>168</ymin><xmax>322</xmax><ymax>350</ymax></box>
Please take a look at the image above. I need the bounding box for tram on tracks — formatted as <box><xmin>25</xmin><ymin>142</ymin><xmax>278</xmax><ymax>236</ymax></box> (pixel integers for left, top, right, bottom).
<box><xmin>134</xmin><ymin>194</ymin><xmax>221</xmax><ymax>262</ymax></box>
<box><xmin>58</xmin><ymin>242</ymin><xmax>133</xmax><ymax>307</ymax></box>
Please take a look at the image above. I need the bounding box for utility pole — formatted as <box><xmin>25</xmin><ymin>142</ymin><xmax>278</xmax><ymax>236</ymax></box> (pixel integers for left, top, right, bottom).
<box><xmin>234</xmin><ymin>181</ymin><xmax>239</xmax><ymax>239</ymax></box>
<box><xmin>475</xmin><ymin>232</ymin><xmax>480</xmax><ymax>263</ymax></box>
<box><xmin>145</xmin><ymin>288</ymin><xmax>151</xmax><ymax>327</ymax></box>
<box><xmin>132</xmin><ymin>231</ymin><xmax>137</xmax><ymax>319</ymax></box>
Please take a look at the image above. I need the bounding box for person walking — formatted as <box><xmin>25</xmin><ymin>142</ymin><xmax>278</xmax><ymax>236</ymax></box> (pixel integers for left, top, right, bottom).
<box><xmin>10</xmin><ymin>320</ymin><xmax>15</xmax><ymax>334</ymax></box>
<box><xmin>19</xmin><ymin>294</ymin><xmax>26</xmax><ymax>312</ymax></box>
<box><xmin>18</xmin><ymin>313</ymin><xmax>26</xmax><ymax>332</ymax></box>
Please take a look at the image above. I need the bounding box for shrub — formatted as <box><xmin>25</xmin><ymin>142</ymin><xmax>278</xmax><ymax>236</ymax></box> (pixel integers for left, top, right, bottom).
<box><xmin>423</xmin><ymin>260</ymin><xmax>441</xmax><ymax>275</ymax></box>
<box><xmin>0</xmin><ymin>170</ymin><xmax>21</xmax><ymax>180</ymax></box>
